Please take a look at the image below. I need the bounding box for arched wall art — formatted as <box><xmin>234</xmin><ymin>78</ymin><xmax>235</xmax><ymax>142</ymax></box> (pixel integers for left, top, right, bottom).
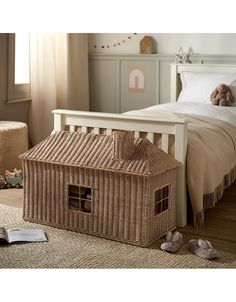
<box><xmin>128</xmin><ymin>66</ymin><xmax>145</xmax><ymax>93</ymax></box>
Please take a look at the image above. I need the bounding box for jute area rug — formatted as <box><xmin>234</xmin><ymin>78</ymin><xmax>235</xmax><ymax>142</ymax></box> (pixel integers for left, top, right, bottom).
<box><xmin>0</xmin><ymin>204</ymin><xmax>235</xmax><ymax>269</ymax></box>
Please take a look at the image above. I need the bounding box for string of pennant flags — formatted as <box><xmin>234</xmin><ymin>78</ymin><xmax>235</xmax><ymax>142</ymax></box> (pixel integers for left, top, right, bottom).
<box><xmin>91</xmin><ymin>33</ymin><xmax>139</xmax><ymax>49</ymax></box>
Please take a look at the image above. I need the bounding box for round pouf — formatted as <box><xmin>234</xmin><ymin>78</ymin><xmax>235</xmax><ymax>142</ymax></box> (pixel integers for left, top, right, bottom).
<box><xmin>0</xmin><ymin>121</ymin><xmax>28</xmax><ymax>176</ymax></box>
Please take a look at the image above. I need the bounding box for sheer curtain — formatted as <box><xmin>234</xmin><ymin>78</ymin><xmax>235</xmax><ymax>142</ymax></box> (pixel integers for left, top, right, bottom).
<box><xmin>29</xmin><ymin>33</ymin><xmax>89</xmax><ymax>145</ymax></box>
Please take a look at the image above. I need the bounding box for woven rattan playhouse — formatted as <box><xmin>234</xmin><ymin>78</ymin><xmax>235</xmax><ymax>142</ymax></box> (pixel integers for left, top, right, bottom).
<box><xmin>20</xmin><ymin>130</ymin><xmax>180</xmax><ymax>247</ymax></box>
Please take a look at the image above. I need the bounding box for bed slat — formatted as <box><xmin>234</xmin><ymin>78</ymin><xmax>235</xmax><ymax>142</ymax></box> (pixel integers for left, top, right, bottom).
<box><xmin>81</xmin><ymin>126</ymin><xmax>87</xmax><ymax>133</ymax></box>
<box><xmin>106</xmin><ymin>128</ymin><xmax>112</xmax><ymax>135</ymax></box>
<box><xmin>94</xmin><ymin>127</ymin><xmax>100</xmax><ymax>134</ymax></box>
<box><xmin>147</xmin><ymin>132</ymin><xmax>154</xmax><ymax>143</ymax></box>
<box><xmin>161</xmin><ymin>134</ymin><xmax>169</xmax><ymax>153</ymax></box>
<box><xmin>69</xmin><ymin>125</ymin><xmax>76</xmax><ymax>132</ymax></box>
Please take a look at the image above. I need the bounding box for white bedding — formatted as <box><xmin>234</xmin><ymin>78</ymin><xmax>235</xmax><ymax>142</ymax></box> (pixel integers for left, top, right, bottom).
<box><xmin>126</xmin><ymin>103</ymin><xmax>236</xmax><ymax>128</ymax></box>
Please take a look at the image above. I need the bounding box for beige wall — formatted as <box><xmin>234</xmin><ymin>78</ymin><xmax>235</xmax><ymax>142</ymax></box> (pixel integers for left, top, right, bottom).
<box><xmin>2</xmin><ymin>33</ymin><xmax>235</xmax><ymax>123</ymax></box>
<box><xmin>0</xmin><ymin>34</ymin><xmax>30</xmax><ymax>123</ymax></box>
<box><xmin>88</xmin><ymin>33</ymin><xmax>236</xmax><ymax>55</ymax></box>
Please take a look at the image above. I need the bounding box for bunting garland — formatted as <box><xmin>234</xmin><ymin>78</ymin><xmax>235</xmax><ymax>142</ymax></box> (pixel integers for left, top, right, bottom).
<box><xmin>90</xmin><ymin>33</ymin><xmax>138</xmax><ymax>49</ymax></box>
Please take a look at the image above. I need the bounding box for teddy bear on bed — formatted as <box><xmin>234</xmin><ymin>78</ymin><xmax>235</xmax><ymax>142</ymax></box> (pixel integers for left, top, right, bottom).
<box><xmin>210</xmin><ymin>84</ymin><xmax>235</xmax><ymax>106</ymax></box>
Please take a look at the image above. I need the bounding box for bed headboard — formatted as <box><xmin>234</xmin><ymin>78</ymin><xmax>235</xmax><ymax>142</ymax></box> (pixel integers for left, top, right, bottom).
<box><xmin>170</xmin><ymin>63</ymin><xmax>236</xmax><ymax>103</ymax></box>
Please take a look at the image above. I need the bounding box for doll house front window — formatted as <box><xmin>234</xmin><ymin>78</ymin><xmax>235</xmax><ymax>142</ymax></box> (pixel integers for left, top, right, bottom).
<box><xmin>68</xmin><ymin>185</ymin><xmax>92</xmax><ymax>213</ymax></box>
<box><xmin>154</xmin><ymin>185</ymin><xmax>169</xmax><ymax>215</ymax></box>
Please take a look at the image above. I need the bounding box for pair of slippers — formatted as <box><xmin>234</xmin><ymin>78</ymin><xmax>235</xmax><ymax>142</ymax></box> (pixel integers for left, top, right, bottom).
<box><xmin>160</xmin><ymin>231</ymin><xmax>218</xmax><ymax>260</ymax></box>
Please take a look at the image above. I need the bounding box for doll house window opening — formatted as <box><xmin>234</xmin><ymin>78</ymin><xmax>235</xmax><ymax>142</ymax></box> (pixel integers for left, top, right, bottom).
<box><xmin>154</xmin><ymin>185</ymin><xmax>170</xmax><ymax>215</ymax></box>
<box><xmin>68</xmin><ymin>184</ymin><xmax>92</xmax><ymax>213</ymax></box>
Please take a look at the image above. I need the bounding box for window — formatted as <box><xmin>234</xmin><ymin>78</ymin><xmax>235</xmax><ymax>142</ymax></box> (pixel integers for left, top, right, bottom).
<box><xmin>154</xmin><ymin>185</ymin><xmax>170</xmax><ymax>215</ymax></box>
<box><xmin>7</xmin><ymin>33</ymin><xmax>31</xmax><ymax>103</ymax></box>
<box><xmin>68</xmin><ymin>185</ymin><xmax>92</xmax><ymax>213</ymax></box>
<box><xmin>14</xmin><ymin>33</ymin><xmax>30</xmax><ymax>84</ymax></box>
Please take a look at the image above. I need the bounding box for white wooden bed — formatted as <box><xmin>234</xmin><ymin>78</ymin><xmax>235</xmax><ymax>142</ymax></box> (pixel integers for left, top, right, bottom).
<box><xmin>52</xmin><ymin>63</ymin><xmax>236</xmax><ymax>228</ymax></box>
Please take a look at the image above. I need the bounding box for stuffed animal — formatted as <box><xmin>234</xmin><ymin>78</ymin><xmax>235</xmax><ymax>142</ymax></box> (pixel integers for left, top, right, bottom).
<box><xmin>5</xmin><ymin>170</ymin><xmax>16</xmax><ymax>178</ymax></box>
<box><xmin>210</xmin><ymin>84</ymin><xmax>235</xmax><ymax>106</ymax></box>
<box><xmin>5</xmin><ymin>168</ymin><xmax>22</xmax><ymax>178</ymax></box>
<box><xmin>14</xmin><ymin>168</ymin><xmax>22</xmax><ymax>177</ymax></box>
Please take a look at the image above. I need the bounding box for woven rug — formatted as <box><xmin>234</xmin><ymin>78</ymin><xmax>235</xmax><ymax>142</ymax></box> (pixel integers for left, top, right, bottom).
<box><xmin>0</xmin><ymin>204</ymin><xmax>235</xmax><ymax>269</ymax></box>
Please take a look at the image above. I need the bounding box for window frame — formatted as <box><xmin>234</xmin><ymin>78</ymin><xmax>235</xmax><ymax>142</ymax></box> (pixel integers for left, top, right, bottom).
<box><xmin>7</xmin><ymin>33</ymin><xmax>31</xmax><ymax>104</ymax></box>
<box><xmin>67</xmin><ymin>183</ymin><xmax>93</xmax><ymax>214</ymax></box>
<box><xmin>154</xmin><ymin>184</ymin><xmax>170</xmax><ymax>216</ymax></box>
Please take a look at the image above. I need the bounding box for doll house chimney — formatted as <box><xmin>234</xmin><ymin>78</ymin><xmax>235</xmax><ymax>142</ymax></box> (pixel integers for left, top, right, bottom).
<box><xmin>113</xmin><ymin>131</ymin><xmax>134</xmax><ymax>160</ymax></box>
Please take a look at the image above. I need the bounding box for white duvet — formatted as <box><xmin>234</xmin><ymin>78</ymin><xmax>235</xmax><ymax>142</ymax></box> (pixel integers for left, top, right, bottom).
<box><xmin>125</xmin><ymin>103</ymin><xmax>236</xmax><ymax>128</ymax></box>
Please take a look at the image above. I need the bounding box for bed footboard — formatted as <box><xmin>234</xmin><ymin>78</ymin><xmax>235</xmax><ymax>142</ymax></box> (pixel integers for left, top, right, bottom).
<box><xmin>52</xmin><ymin>109</ymin><xmax>188</xmax><ymax>227</ymax></box>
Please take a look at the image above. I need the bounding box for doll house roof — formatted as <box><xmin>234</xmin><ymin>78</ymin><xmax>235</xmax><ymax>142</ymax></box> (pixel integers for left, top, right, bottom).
<box><xmin>20</xmin><ymin>131</ymin><xmax>180</xmax><ymax>176</ymax></box>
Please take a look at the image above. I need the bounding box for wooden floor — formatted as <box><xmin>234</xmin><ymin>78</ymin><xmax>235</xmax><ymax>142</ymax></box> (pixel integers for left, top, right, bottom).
<box><xmin>178</xmin><ymin>181</ymin><xmax>236</xmax><ymax>254</ymax></box>
<box><xmin>0</xmin><ymin>182</ymin><xmax>236</xmax><ymax>254</ymax></box>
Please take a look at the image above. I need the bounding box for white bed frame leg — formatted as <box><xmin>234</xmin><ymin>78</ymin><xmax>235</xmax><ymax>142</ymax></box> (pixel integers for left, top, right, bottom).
<box><xmin>176</xmin><ymin>163</ymin><xmax>187</xmax><ymax>227</ymax></box>
<box><xmin>175</xmin><ymin>123</ymin><xmax>188</xmax><ymax>227</ymax></box>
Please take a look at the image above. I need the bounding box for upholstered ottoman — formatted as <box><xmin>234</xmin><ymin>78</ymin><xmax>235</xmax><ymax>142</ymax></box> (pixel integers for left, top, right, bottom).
<box><xmin>0</xmin><ymin>121</ymin><xmax>28</xmax><ymax>175</ymax></box>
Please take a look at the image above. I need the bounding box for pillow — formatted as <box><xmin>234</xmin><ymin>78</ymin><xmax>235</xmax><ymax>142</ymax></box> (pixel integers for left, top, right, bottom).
<box><xmin>177</xmin><ymin>71</ymin><xmax>236</xmax><ymax>104</ymax></box>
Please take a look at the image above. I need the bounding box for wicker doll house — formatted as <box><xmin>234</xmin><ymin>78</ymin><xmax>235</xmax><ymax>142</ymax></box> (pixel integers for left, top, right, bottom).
<box><xmin>20</xmin><ymin>130</ymin><xmax>180</xmax><ymax>247</ymax></box>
